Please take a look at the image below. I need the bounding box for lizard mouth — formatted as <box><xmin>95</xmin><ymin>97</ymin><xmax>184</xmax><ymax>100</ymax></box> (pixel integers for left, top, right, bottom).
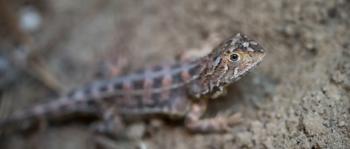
<box><xmin>231</xmin><ymin>52</ymin><xmax>265</xmax><ymax>81</ymax></box>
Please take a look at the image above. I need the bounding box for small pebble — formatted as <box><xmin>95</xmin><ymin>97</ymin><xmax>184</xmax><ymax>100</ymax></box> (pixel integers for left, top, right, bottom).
<box><xmin>19</xmin><ymin>6</ymin><xmax>42</xmax><ymax>32</ymax></box>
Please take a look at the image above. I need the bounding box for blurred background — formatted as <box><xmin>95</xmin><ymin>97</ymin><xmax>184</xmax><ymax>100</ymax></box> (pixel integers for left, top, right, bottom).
<box><xmin>0</xmin><ymin>0</ymin><xmax>349</xmax><ymax>148</ymax></box>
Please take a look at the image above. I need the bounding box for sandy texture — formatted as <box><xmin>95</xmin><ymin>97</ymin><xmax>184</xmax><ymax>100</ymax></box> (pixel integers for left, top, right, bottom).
<box><xmin>0</xmin><ymin>0</ymin><xmax>349</xmax><ymax>148</ymax></box>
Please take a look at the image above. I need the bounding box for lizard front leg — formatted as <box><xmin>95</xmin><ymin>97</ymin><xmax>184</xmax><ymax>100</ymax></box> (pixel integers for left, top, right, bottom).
<box><xmin>185</xmin><ymin>100</ymin><xmax>241</xmax><ymax>133</ymax></box>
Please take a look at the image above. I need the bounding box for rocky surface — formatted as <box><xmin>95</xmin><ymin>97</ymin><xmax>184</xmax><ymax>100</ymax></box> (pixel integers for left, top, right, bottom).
<box><xmin>0</xmin><ymin>0</ymin><xmax>349</xmax><ymax>148</ymax></box>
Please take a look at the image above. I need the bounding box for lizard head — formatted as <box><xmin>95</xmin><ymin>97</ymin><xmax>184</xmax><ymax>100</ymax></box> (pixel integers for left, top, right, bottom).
<box><xmin>193</xmin><ymin>33</ymin><xmax>265</xmax><ymax>98</ymax></box>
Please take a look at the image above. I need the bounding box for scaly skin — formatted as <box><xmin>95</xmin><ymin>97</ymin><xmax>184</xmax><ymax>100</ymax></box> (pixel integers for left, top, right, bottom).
<box><xmin>0</xmin><ymin>33</ymin><xmax>265</xmax><ymax>134</ymax></box>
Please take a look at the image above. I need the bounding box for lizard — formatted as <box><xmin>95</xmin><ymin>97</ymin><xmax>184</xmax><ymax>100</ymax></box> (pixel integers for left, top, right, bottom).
<box><xmin>0</xmin><ymin>33</ymin><xmax>265</xmax><ymax>136</ymax></box>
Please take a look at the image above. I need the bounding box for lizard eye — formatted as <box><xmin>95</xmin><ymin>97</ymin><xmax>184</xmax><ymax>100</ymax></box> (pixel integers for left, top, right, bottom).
<box><xmin>230</xmin><ymin>53</ymin><xmax>240</xmax><ymax>62</ymax></box>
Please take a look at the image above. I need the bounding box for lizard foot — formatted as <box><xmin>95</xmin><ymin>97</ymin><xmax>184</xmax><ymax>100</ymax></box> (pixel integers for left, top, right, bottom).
<box><xmin>185</xmin><ymin>114</ymin><xmax>241</xmax><ymax>133</ymax></box>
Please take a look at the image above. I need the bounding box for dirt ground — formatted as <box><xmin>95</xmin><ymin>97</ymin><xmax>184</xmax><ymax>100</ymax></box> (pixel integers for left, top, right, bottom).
<box><xmin>0</xmin><ymin>0</ymin><xmax>349</xmax><ymax>148</ymax></box>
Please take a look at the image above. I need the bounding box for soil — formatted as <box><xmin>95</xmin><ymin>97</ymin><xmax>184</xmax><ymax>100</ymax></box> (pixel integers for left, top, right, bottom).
<box><xmin>0</xmin><ymin>0</ymin><xmax>349</xmax><ymax>149</ymax></box>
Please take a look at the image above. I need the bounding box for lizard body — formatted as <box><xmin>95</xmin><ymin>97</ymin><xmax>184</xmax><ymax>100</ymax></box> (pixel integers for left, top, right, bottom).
<box><xmin>0</xmin><ymin>33</ymin><xmax>265</xmax><ymax>134</ymax></box>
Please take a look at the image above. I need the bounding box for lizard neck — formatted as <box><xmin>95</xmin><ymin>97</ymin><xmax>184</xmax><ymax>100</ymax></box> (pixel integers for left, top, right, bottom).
<box><xmin>188</xmin><ymin>55</ymin><xmax>233</xmax><ymax>99</ymax></box>
<box><xmin>187</xmin><ymin>56</ymin><xmax>218</xmax><ymax>99</ymax></box>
